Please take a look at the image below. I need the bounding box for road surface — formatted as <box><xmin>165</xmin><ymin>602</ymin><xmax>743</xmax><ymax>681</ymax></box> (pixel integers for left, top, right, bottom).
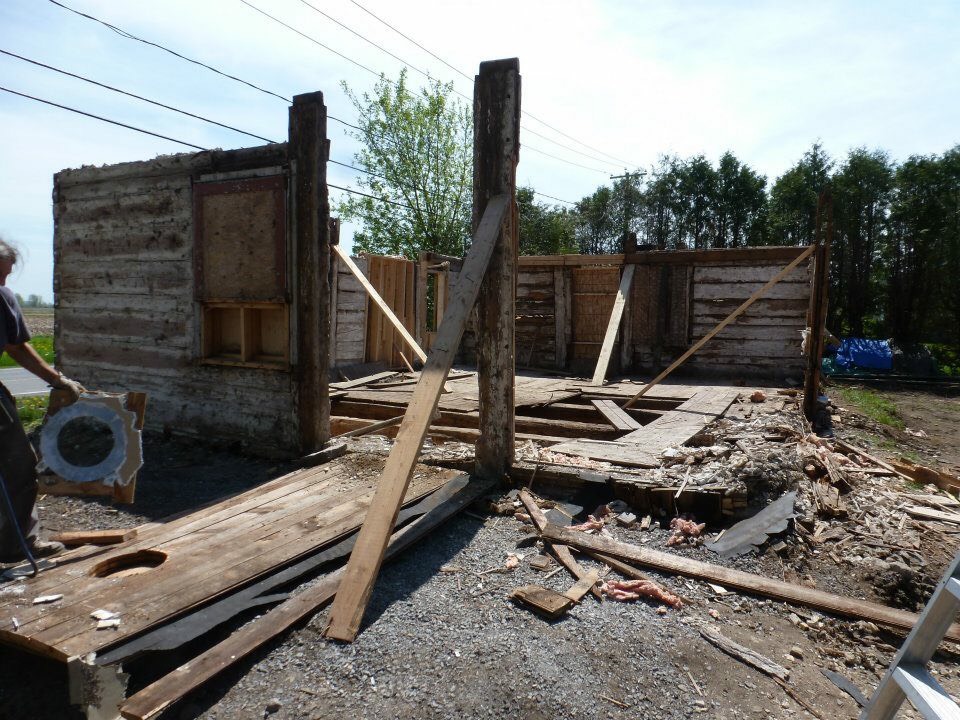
<box><xmin>0</xmin><ymin>367</ymin><xmax>48</xmax><ymax>397</ymax></box>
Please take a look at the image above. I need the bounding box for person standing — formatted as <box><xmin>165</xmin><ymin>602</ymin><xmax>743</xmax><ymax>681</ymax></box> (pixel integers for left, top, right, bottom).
<box><xmin>0</xmin><ymin>237</ymin><xmax>84</xmax><ymax>561</ymax></box>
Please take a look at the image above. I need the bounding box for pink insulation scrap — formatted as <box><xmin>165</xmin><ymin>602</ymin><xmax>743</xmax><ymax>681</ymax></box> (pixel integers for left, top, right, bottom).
<box><xmin>568</xmin><ymin>515</ymin><xmax>606</xmax><ymax>532</ymax></box>
<box><xmin>666</xmin><ymin>517</ymin><xmax>706</xmax><ymax>546</ymax></box>
<box><xmin>600</xmin><ymin>579</ymin><xmax>683</xmax><ymax>609</ymax></box>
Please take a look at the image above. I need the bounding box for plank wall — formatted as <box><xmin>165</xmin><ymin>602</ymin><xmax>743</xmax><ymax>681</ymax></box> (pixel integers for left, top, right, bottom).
<box><xmin>53</xmin><ymin>145</ymin><xmax>300</xmax><ymax>453</ymax></box>
<box><xmin>331</xmin><ymin>255</ymin><xmax>368</xmax><ymax>366</ymax></box>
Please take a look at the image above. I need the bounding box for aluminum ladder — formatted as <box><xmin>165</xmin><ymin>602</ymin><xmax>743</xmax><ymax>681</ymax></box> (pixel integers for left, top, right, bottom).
<box><xmin>862</xmin><ymin>548</ymin><xmax>960</xmax><ymax>719</ymax></box>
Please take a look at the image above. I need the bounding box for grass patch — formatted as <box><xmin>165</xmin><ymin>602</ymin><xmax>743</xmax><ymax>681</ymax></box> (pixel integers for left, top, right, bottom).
<box><xmin>16</xmin><ymin>395</ymin><xmax>48</xmax><ymax>433</ymax></box>
<box><xmin>0</xmin><ymin>334</ymin><xmax>54</xmax><ymax>368</ymax></box>
<box><xmin>834</xmin><ymin>385</ymin><xmax>905</xmax><ymax>429</ymax></box>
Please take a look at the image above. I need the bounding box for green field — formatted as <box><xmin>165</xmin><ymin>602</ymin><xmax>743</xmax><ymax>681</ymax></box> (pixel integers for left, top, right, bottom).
<box><xmin>0</xmin><ymin>334</ymin><xmax>54</xmax><ymax>368</ymax></box>
<box><xmin>834</xmin><ymin>385</ymin><xmax>904</xmax><ymax>429</ymax></box>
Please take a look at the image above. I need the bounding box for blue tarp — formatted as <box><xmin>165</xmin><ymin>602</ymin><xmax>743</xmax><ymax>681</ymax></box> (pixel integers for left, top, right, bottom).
<box><xmin>834</xmin><ymin>338</ymin><xmax>893</xmax><ymax>371</ymax></box>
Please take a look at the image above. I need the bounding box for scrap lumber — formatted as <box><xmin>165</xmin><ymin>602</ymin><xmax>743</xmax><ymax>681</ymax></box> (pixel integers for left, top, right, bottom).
<box><xmin>509</xmin><ymin>585</ymin><xmax>572</xmax><ymax>619</ymax></box>
<box><xmin>540</xmin><ymin>524</ymin><xmax>960</xmax><ymax>643</ymax></box>
<box><xmin>329</xmin><ymin>371</ymin><xmax>400</xmax><ymax>390</ymax></box>
<box><xmin>834</xmin><ymin>440</ymin><xmax>911</xmax><ymax>481</ymax></box>
<box><xmin>51</xmin><ymin>529</ymin><xmax>137</xmax><ymax>547</ymax></box>
<box><xmin>563</xmin><ymin>569</ymin><xmax>600</xmax><ymax>603</ymax></box>
<box><xmin>591</xmin><ymin>398</ymin><xmax>641</xmax><ymax>431</ymax></box>
<box><xmin>120</xmin><ymin>474</ymin><xmax>493</xmax><ymax>720</ymax></box>
<box><xmin>518</xmin><ymin>490</ymin><xmax>601</xmax><ymax>600</ymax></box>
<box><xmin>323</xmin><ymin>193</ymin><xmax>511</xmax><ymax>642</ymax></box>
<box><xmin>333</xmin><ymin>244</ymin><xmax>428</xmax><ymax>364</ymax></box>
<box><xmin>334</xmin><ymin>415</ymin><xmax>403</xmax><ymax>439</ymax></box>
<box><xmin>624</xmin><ymin>243</ymin><xmax>816</xmax><ymax>407</ymax></box>
<box><xmin>699</xmin><ymin>626</ymin><xmax>790</xmax><ymax>681</ymax></box>
<box><xmin>903</xmin><ymin>506</ymin><xmax>960</xmax><ymax>525</ymax></box>
<box><xmin>590</xmin><ymin>264</ymin><xmax>636</xmax><ymax>386</ymax></box>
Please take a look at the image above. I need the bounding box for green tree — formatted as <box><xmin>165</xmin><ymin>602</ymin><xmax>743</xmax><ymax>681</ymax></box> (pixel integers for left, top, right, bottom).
<box><xmin>832</xmin><ymin>148</ymin><xmax>894</xmax><ymax>335</ymax></box>
<box><xmin>768</xmin><ymin>142</ymin><xmax>833</xmax><ymax>245</ymax></box>
<box><xmin>336</xmin><ymin>70</ymin><xmax>472</xmax><ymax>258</ymax></box>
<box><xmin>517</xmin><ymin>187</ymin><xmax>576</xmax><ymax>255</ymax></box>
<box><xmin>575</xmin><ymin>186</ymin><xmax>618</xmax><ymax>254</ymax></box>
<box><xmin>713</xmin><ymin>151</ymin><xmax>768</xmax><ymax>248</ymax></box>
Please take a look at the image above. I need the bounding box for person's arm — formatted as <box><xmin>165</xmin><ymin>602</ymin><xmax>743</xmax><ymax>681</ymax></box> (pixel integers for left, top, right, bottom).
<box><xmin>4</xmin><ymin>342</ymin><xmax>84</xmax><ymax>398</ymax></box>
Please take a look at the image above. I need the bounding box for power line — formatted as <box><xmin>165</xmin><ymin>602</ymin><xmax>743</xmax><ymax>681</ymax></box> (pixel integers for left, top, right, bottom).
<box><xmin>0</xmin><ymin>49</ymin><xmax>279</xmax><ymax>145</ymax></box>
<box><xmin>348</xmin><ymin>0</ymin><xmax>473</xmax><ymax>84</ymax></box>
<box><xmin>294</xmin><ymin>0</ymin><xmax>623</xmax><ymax>170</ymax></box>
<box><xmin>0</xmin><ymin>85</ymin><xmax>206</xmax><ymax>150</ymax></box>
<box><xmin>328</xmin><ymin>183</ymin><xmax>415</xmax><ymax>211</ymax></box>
<box><xmin>533</xmin><ymin>191</ymin><xmax>577</xmax><ymax>206</ymax></box>
<box><xmin>47</xmin><ymin>0</ymin><xmax>291</xmax><ymax>104</ymax></box>
<box><xmin>524</xmin><ymin>145</ymin><xmax>610</xmax><ymax>174</ymax></box>
<box><xmin>345</xmin><ymin>0</ymin><xmax>640</xmax><ymax>168</ymax></box>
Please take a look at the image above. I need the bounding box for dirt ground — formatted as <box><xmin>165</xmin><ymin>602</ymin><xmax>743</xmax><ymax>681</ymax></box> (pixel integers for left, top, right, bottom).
<box><xmin>2</xmin><ymin>385</ymin><xmax>959</xmax><ymax>720</ymax></box>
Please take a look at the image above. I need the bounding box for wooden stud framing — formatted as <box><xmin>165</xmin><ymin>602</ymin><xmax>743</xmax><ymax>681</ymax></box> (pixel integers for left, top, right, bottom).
<box><xmin>323</xmin><ymin>193</ymin><xmax>510</xmax><ymax>642</ymax></box>
<box><xmin>473</xmin><ymin>57</ymin><xmax>521</xmax><ymax>481</ymax></box>
<box><xmin>288</xmin><ymin>91</ymin><xmax>331</xmax><ymax>451</ymax></box>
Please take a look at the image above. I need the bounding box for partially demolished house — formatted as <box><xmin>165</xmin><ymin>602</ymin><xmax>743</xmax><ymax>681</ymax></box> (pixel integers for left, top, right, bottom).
<box><xmin>7</xmin><ymin>59</ymin><xmax>955</xmax><ymax>720</ymax></box>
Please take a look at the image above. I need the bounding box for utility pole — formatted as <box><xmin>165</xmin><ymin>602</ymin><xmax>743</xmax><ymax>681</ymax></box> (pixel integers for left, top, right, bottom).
<box><xmin>610</xmin><ymin>169</ymin><xmax>645</xmax><ymax>252</ymax></box>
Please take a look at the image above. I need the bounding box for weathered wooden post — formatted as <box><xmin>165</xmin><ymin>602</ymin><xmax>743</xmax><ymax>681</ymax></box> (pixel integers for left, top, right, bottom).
<box><xmin>474</xmin><ymin>58</ymin><xmax>520</xmax><ymax>481</ymax></box>
<box><xmin>803</xmin><ymin>190</ymin><xmax>833</xmax><ymax>420</ymax></box>
<box><xmin>289</xmin><ymin>91</ymin><xmax>331</xmax><ymax>451</ymax></box>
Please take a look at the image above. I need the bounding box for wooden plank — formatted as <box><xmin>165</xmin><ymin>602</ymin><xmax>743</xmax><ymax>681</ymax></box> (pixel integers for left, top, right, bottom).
<box><xmin>335</xmin><ymin>246</ymin><xmax>427</xmax><ymax>364</ymax></box>
<box><xmin>541</xmin><ymin>524</ymin><xmax>960</xmax><ymax>643</ymax></box>
<box><xmin>323</xmin><ymin>193</ymin><xmax>511</xmax><ymax>642</ymax></box>
<box><xmin>590</xmin><ymin>264</ymin><xmax>635</xmax><ymax>385</ymax></box>
<box><xmin>329</xmin><ymin>371</ymin><xmax>399</xmax><ymax>390</ymax></box>
<box><xmin>624</xmin><ymin>244</ymin><xmax>816</xmax><ymax>407</ymax></box>
<box><xmin>474</xmin><ymin>57</ymin><xmax>520</xmax><ymax>482</ymax></box>
<box><xmin>591</xmin><ymin>399</ymin><xmax>641</xmax><ymax>431</ymax></box>
<box><xmin>518</xmin><ymin>490</ymin><xmax>601</xmax><ymax>600</ymax></box>
<box><xmin>289</xmin><ymin>91</ymin><xmax>331</xmax><ymax>452</ymax></box>
<box><xmin>553</xmin><ymin>268</ymin><xmax>568</xmax><ymax>369</ymax></box>
<box><xmin>120</xmin><ymin>474</ymin><xmax>493</xmax><ymax>720</ymax></box>
<box><xmin>51</xmin><ymin>529</ymin><xmax>137</xmax><ymax>546</ymax></box>
<box><xmin>804</xmin><ymin>192</ymin><xmax>832</xmax><ymax>419</ymax></box>
<box><xmin>699</xmin><ymin>627</ymin><xmax>790</xmax><ymax>680</ymax></box>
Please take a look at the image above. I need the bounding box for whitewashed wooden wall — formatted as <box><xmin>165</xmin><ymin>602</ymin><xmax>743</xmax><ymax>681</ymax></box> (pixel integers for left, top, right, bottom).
<box><xmin>53</xmin><ymin>145</ymin><xmax>301</xmax><ymax>454</ymax></box>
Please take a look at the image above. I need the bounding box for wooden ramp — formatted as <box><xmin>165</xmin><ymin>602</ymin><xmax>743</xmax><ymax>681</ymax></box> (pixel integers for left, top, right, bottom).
<box><xmin>0</xmin><ymin>456</ymin><xmax>461</xmax><ymax>662</ymax></box>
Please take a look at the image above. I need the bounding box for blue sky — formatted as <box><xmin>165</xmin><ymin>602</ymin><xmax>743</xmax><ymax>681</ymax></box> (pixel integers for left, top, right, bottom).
<box><xmin>1</xmin><ymin>0</ymin><xmax>958</xmax><ymax>299</ymax></box>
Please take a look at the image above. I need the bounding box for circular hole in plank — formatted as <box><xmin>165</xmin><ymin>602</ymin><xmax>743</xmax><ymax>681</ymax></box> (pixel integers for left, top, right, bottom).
<box><xmin>90</xmin><ymin>550</ymin><xmax>167</xmax><ymax>578</ymax></box>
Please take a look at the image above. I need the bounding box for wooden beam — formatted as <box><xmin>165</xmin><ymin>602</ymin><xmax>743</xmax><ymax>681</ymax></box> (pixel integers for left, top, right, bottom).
<box><xmin>590</xmin><ymin>264</ymin><xmax>635</xmax><ymax>386</ymax></box>
<box><xmin>624</xmin><ymin>244</ymin><xmax>816</xmax><ymax>408</ymax></box>
<box><xmin>803</xmin><ymin>191</ymin><xmax>833</xmax><ymax>419</ymax></box>
<box><xmin>554</xmin><ymin>267</ymin><xmax>569</xmax><ymax>369</ymax></box>
<box><xmin>590</xmin><ymin>399</ymin><xmax>641</xmax><ymax>431</ymax></box>
<box><xmin>474</xmin><ymin>57</ymin><xmax>521</xmax><ymax>482</ymax></box>
<box><xmin>289</xmin><ymin>91</ymin><xmax>331</xmax><ymax>452</ymax></box>
<box><xmin>333</xmin><ymin>245</ymin><xmax>427</xmax><ymax>364</ymax></box>
<box><xmin>518</xmin><ymin>490</ymin><xmax>601</xmax><ymax>600</ymax></box>
<box><xmin>322</xmin><ymin>194</ymin><xmax>510</xmax><ymax>642</ymax></box>
<box><xmin>541</xmin><ymin>524</ymin><xmax>960</xmax><ymax>643</ymax></box>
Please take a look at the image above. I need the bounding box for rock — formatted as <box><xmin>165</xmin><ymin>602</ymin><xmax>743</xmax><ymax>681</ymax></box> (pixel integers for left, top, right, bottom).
<box><xmin>265</xmin><ymin>699</ymin><xmax>282</xmax><ymax>715</ymax></box>
<box><xmin>789</xmin><ymin>646</ymin><xmax>803</xmax><ymax>659</ymax></box>
<box><xmin>617</xmin><ymin>512</ymin><xmax>637</xmax><ymax>526</ymax></box>
<box><xmin>608</xmin><ymin>500</ymin><xmax>631</xmax><ymax>514</ymax></box>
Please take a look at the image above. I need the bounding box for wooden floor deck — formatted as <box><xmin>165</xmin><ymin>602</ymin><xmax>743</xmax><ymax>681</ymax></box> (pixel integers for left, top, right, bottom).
<box><xmin>0</xmin><ymin>456</ymin><xmax>461</xmax><ymax>662</ymax></box>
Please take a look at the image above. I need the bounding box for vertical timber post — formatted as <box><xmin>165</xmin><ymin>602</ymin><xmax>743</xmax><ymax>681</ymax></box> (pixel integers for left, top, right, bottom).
<box><xmin>803</xmin><ymin>191</ymin><xmax>832</xmax><ymax>420</ymax></box>
<box><xmin>289</xmin><ymin>91</ymin><xmax>331</xmax><ymax>452</ymax></box>
<box><xmin>473</xmin><ymin>58</ymin><xmax>520</xmax><ymax>482</ymax></box>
